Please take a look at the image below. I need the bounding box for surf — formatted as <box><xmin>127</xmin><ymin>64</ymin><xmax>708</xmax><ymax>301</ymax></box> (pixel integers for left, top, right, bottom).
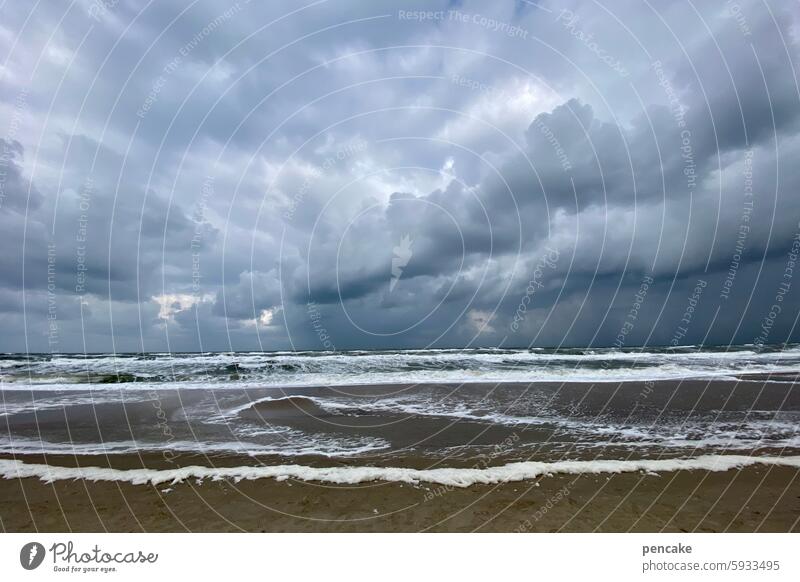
<box><xmin>3</xmin><ymin>454</ymin><xmax>799</xmax><ymax>487</ymax></box>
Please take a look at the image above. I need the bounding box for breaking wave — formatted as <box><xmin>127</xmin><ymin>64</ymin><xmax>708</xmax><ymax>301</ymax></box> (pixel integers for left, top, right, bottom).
<box><xmin>2</xmin><ymin>344</ymin><xmax>800</xmax><ymax>391</ymax></box>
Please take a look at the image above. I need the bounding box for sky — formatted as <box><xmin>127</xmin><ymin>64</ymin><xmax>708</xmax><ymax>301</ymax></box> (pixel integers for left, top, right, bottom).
<box><xmin>1</xmin><ymin>0</ymin><xmax>799</xmax><ymax>352</ymax></box>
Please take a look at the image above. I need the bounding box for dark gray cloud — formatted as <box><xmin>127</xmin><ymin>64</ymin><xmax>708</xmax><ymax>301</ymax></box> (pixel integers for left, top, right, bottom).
<box><xmin>0</xmin><ymin>0</ymin><xmax>798</xmax><ymax>351</ymax></box>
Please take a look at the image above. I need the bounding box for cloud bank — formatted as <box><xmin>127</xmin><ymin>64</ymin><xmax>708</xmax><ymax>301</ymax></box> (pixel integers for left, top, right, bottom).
<box><xmin>1</xmin><ymin>0</ymin><xmax>799</xmax><ymax>351</ymax></box>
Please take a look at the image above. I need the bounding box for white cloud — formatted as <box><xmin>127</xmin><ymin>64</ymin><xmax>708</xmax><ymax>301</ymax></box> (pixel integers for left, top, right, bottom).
<box><xmin>242</xmin><ymin>307</ymin><xmax>281</xmax><ymax>327</ymax></box>
<box><xmin>153</xmin><ymin>293</ymin><xmax>215</xmax><ymax>321</ymax></box>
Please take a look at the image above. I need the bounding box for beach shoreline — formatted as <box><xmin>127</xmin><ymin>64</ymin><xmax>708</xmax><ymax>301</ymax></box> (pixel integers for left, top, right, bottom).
<box><xmin>3</xmin><ymin>371</ymin><xmax>799</xmax><ymax>532</ymax></box>
<box><xmin>1</xmin><ymin>452</ymin><xmax>798</xmax><ymax>532</ymax></box>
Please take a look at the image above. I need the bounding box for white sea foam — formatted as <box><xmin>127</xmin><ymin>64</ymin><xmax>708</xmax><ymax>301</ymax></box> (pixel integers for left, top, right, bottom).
<box><xmin>227</xmin><ymin>395</ymin><xmax>800</xmax><ymax>449</ymax></box>
<box><xmin>226</xmin><ymin>394</ymin><xmax>355</xmax><ymax>416</ymax></box>
<box><xmin>1</xmin><ymin>455</ymin><xmax>799</xmax><ymax>487</ymax></box>
<box><xmin>3</xmin><ymin>346</ymin><xmax>800</xmax><ymax>391</ymax></box>
<box><xmin>0</xmin><ymin>392</ymin><xmax>152</xmax><ymax>416</ymax></box>
<box><xmin>0</xmin><ymin>434</ymin><xmax>391</xmax><ymax>458</ymax></box>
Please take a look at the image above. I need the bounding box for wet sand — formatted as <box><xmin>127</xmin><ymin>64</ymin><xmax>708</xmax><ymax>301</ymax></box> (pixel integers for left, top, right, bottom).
<box><xmin>1</xmin><ymin>453</ymin><xmax>798</xmax><ymax>532</ymax></box>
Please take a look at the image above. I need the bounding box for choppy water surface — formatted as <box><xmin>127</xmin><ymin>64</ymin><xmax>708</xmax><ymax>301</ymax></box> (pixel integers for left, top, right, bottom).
<box><xmin>1</xmin><ymin>344</ymin><xmax>799</xmax><ymax>464</ymax></box>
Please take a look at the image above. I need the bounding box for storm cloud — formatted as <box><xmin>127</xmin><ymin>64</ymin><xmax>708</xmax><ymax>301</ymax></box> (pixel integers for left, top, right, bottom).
<box><xmin>1</xmin><ymin>0</ymin><xmax>799</xmax><ymax>351</ymax></box>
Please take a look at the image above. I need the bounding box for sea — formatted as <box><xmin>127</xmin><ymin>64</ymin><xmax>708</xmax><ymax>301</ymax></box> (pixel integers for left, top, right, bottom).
<box><xmin>1</xmin><ymin>344</ymin><xmax>799</xmax><ymax>486</ymax></box>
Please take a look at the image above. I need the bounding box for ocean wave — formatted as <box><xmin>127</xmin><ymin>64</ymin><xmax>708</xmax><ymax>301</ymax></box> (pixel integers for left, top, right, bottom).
<box><xmin>226</xmin><ymin>394</ymin><xmax>800</xmax><ymax>447</ymax></box>
<box><xmin>0</xmin><ymin>392</ymin><xmax>154</xmax><ymax>417</ymax></box>
<box><xmin>2</xmin><ymin>454</ymin><xmax>799</xmax><ymax>487</ymax></box>
<box><xmin>229</xmin><ymin>395</ymin><xmax>357</xmax><ymax>417</ymax></box>
<box><xmin>3</xmin><ymin>345</ymin><xmax>800</xmax><ymax>390</ymax></box>
<box><xmin>5</xmin><ymin>366</ymin><xmax>800</xmax><ymax>392</ymax></box>
<box><xmin>0</xmin><ymin>434</ymin><xmax>391</xmax><ymax>458</ymax></box>
<box><xmin>235</xmin><ymin>395</ymin><xmax>333</xmax><ymax>418</ymax></box>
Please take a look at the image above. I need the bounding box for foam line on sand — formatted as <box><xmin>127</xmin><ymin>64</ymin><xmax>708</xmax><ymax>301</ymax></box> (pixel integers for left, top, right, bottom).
<box><xmin>2</xmin><ymin>455</ymin><xmax>800</xmax><ymax>487</ymax></box>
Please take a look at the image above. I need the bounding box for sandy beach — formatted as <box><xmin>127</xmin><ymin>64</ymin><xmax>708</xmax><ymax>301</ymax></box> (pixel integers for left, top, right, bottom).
<box><xmin>3</xmin><ymin>355</ymin><xmax>800</xmax><ymax>532</ymax></box>
<box><xmin>1</xmin><ymin>452</ymin><xmax>798</xmax><ymax>532</ymax></box>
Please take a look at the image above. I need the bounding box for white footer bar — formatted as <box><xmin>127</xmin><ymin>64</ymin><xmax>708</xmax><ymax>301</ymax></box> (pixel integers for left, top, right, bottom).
<box><xmin>1</xmin><ymin>533</ymin><xmax>796</xmax><ymax>580</ymax></box>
